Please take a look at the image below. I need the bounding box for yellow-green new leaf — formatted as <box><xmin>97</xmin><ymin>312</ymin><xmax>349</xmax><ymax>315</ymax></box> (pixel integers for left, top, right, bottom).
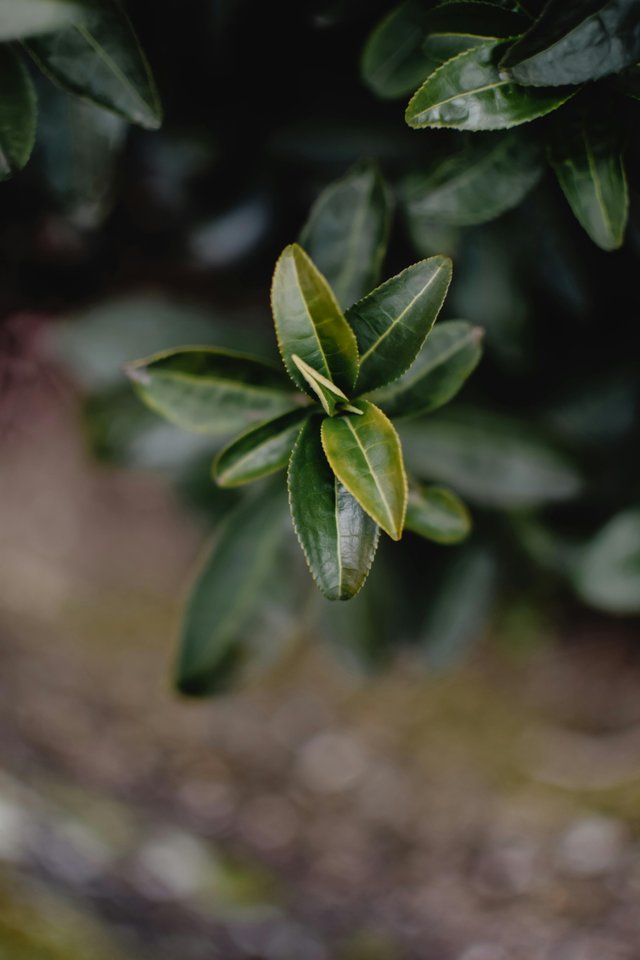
<box><xmin>348</xmin><ymin>257</ymin><xmax>452</xmax><ymax>395</ymax></box>
<box><xmin>271</xmin><ymin>243</ymin><xmax>359</xmax><ymax>396</ymax></box>
<box><xmin>176</xmin><ymin>483</ymin><xmax>287</xmax><ymax>695</ymax></box>
<box><xmin>25</xmin><ymin>0</ymin><xmax>162</xmax><ymax>129</ymax></box>
<box><xmin>406</xmin><ymin>485</ymin><xmax>472</xmax><ymax>544</ymax></box>
<box><xmin>213</xmin><ymin>408</ymin><xmax>310</xmax><ymax>488</ymax></box>
<box><xmin>288</xmin><ymin>419</ymin><xmax>380</xmax><ymax>601</ymax></box>
<box><xmin>291</xmin><ymin>353</ymin><xmax>348</xmax><ymax>416</ymax></box>
<box><xmin>321</xmin><ymin>401</ymin><xmax>407</xmax><ymax>540</ymax></box>
<box><xmin>0</xmin><ymin>47</ymin><xmax>37</xmax><ymax>180</ymax></box>
<box><xmin>126</xmin><ymin>347</ymin><xmax>298</xmax><ymax>436</ymax></box>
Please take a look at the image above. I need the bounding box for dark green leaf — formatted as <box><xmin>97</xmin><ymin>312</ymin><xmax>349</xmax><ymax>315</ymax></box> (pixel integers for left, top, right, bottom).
<box><xmin>549</xmin><ymin>117</ymin><xmax>628</xmax><ymax>251</ymax></box>
<box><xmin>574</xmin><ymin>507</ymin><xmax>640</xmax><ymax>614</ymax></box>
<box><xmin>361</xmin><ymin>0</ymin><xmax>435</xmax><ymax>100</ymax></box>
<box><xmin>406</xmin><ymin>484</ymin><xmax>472</xmax><ymax>543</ymax></box>
<box><xmin>401</xmin><ymin>409</ymin><xmax>582</xmax><ymax>507</ymax></box>
<box><xmin>26</xmin><ymin>0</ymin><xmax>162</xmax><ymax>129</ymax></box>
<box><xmin>213</xmin><ymin>408</ymin><xmax>310</xmax><ymax>488</ymax></box>
<box><xmin>420</xmin><ymin>546</ymin><xmax>497</xmax><ymax>668</ymax></box>
<box><xmin>0</xmin><ymin>0</ymin><xmax>85</xmax><ymax>39</ymax></box>
<box><xmin>402</xmin><ymin>132</ymin><xmax>543</xmax><ymax>227</ymax></box>
<box><xmin>126</xmin><ymin>347</ymin><xmax>298</xmax><ymax>436</ymax></box>
<box><xmin>422</xmin><ymin>0</ymin><xmax>528</xmax><ymax>74</ymax></box>
<box><xmin>271</xmin><ymin>243</ymin><xmax>359</xmax><ymax>396</ymax></box>
<box><xmin>176</xmin><ymin>483</ymin><xmax>287</xmax><ymax>695</ymax></box>
<box><xmin>348</xmin><ymin>257</ymin><xmax>452</xmax><ymax>394</ymax></box>
<box><xmin>0</xmin><ymin>47</ymin><xmax>37</xmax><ymax>180</ymax></box>
<box><xmin>299</xmin><ymin>163</ymin><xmax>392</xmax><ymax>309</ymax></box>
<box><xmin>406</xmin><ymin>41</ymin><xmax>575</xmax><ymax>130</ymax></box>
<box><xmin>321</xmin><ymin>400</ymin><xmax>407</xmax><ymax>540</ymax></box>
<box><xmin>288</xmin><ymin>418</ymin><xmax>379</xmax><ymax>600</ymax></box>
<box><xmin>368</xmin><ymin>321</ymin><xmax>483</xmax><ymax>419</ymax></box>
<box><xmin>500</xmin><ymin>0</ymin><xmax>640</xmax><ymax>87</ymax></box>
<box><xmin>615</xmin><ymin>62</ymin><xmax>640</xmax><ymax>99</ymax></box>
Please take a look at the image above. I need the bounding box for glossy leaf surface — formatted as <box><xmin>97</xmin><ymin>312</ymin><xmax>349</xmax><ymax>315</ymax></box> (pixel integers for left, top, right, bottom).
<box><xmin>348</xmin><ymin>257</ymin><xmax>452</xmax><ymax>394</ymax></box>
<box><xmin>402</xmin><ymin>132</ymin><xmax>542</xmax><ymax>226</ymax></box>
<box><xmin>406</xmin><ymin>485</ymin><xmax>471</xmax><ymax>544</ymax></box>
<box><xmin>550</xmin><ymin>118</ymin><xmax>628</xmax><ymax>251</ymax></box>
<box><xmin>0</xmin><ymin>0</ymin><xmax>84</xmax><ymax>39</ymax></box>
<box><xmin>321</xmin><ymin>401</ymin><xmax>407</xmax><ymax>540</ymax></box>
<box><xmin>574</xmin><ymin>508</ymin><xmax>640</xmax><ymax>614</ymax></box>
<box><xmin>271</xmin><ymin>243</ymin><xmax>359</xmax><ymax>395</ymax></box>
<box><xmin>127</xmin><ymin>348</ymin><xmax>297</xmax><ymax>436</ymax></box>
<box><xmin>0</xmin><ymin>47</ymin><xmax>37</xmax><ymax>180</ymax></box>
<box><xmin>361</xmin><ymin>0</ymin><xmax>435</xmax><ymax>100</ymax></box>
<box><xmin>501</xmin><ymin>0</ymin><xmax>640</xmax><ymax>86</ymax></box>
<box><xmin>368</xmin><ymin>321</ymin><xmax>483</xmax><ymax>419</ymax></box>
<box><xmin>401</xmin><ymin>410</ymin><xmax>582</xmax><ymax>507</ymax></box>
<box><xmin>176</xmin><ymin>484</ymin><xmax>287</xmax><ymax>695</ymax></box>
<box><xmin>299</xmin><ymin>163</ymin><xmax>392</xmax><ymax>309</ymax></box>
<box><xmin>288</xmin><ymin>419</ymin><xmax>379</xmax><ymax>601</ymax></box>
<box><xmin>26</xmin><ymin>0</ymin><xmax>162</xmax><ymax>129</ymax></box>
<box><xmin>406</xmin><ymin>41</ymin><xmax>575</xmax><ymax>130</ymax></box>
<box><xmin>213</xmin><ymin>408</ymin><xmax>310</xmax><ymax>488</ymax></box>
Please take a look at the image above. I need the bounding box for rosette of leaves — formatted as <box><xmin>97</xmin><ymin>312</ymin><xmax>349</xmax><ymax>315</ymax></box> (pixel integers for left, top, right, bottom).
<box><xmin>363</xmin><ymin>0</ymin><xmax>639</xmax><ymax>250</ymax></box>
<box><xmin>0</xmin><ymin>0</ymin><xmax>161</xmax><ymax>182</ymax></box>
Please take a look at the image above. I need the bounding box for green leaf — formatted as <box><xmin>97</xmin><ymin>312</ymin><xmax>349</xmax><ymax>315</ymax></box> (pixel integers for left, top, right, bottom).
<box><xmin>615</xmin><ymin>62</ymin><xmax>640</xmax><ymax>100</ymax></box>
<box><xmin>299</xmin><ymin>163</ymin><xmax>392</xmax><ymax>309</ymax></box>
<box><xmin>288</xmin><ymin>419</ymin><xmax>379</xmax><ymax>601</ymax></box>
<box><xmin>271</xmin><ymin>243</ymin><xmax>359</xmax><ymax>396</ymax></box>
<box><xmin>400</xmin><ymin>409</ymin><xmax>582</xmax><ymax>508</ymax></box>
<box><xmin>0</xmin><ymin>0</ymin><xmax>85</xmax><ymax>40</ymax></box>
<box><xmin>406</xmin><ymin>484</ymin><xmax>472</xmax><ymax>544</ymax></box>
<box><xmin>574</xmin><ymin>507</ymin><xmax>640</xmax><ymax>614</ymax></box>
<box><xmin>402</xmin><ymin>132</ymin><xmax>543</xmax><ymax>227</ymax></box>
<box><xmin>421</xmin><ymin>0</ymin><xmax>529</xmax><ymax>74</ymax></box>
<box><xmin>361</xmin><ymin>0</ymin><xmax>435</xmax><ymax>100</ymax></box>
<box><xmin>406</xmin><ymin>41</ymin><xmax>576</xmax><ymax>130</ymax></box>
<box><xmin>348</xmin><ymin>257</ymin><xmax>452</xmax><ymax>395</ymax></box>
<box><xmin>213</xmin><ymin>408</ymin><xmax>310</xmax><ymax>488</ymax></box>
<box><xmin>0</xmin><ymin>47</ymin><xmax>37</xmax><ymax>180</ymax></box>
<box><xmin>500</xmin><ymin>0</ymin><xmax>640</xmax><ymax>87</ymax></box>
<box><xmin>25</xmin><ymin>0</ymin><xmax>162</xmax><ymax>129</ymax></box>
<box><xmin>321</xmin><ymin>400</ymin><xmax>407</xmax><ymax>540</ymax></box>
<box><xmin>176</xmin><ymin>483</ymin><xmax>287</xmax><ymax>695</ymax></box>
<box><xmin>420</xmin><ymin>546</ymin><xmax>497</xmax><ymax>668</ymax></box>
<box><xmin>367</xmin><ymin>321</ymin><xmax>484</xmax><ymax>419</ymax></box>
<box><xmin>549</xmin><ymin>117</ymin><xmax>628</xmax><ymax>251</ymax></box>
<box><xmin>291</xmin><ymin>353</ymin><xmax>348</xmax><ymax>416</ymax></box>
<box><xmin>126</xmin><ymin>347</ymin><xmax>298</xmax><ymax>436</ymax></box>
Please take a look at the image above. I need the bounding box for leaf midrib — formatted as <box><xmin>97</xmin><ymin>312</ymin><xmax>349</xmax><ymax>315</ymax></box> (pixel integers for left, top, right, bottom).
<box><xmin>343</xmin><ymin>416</ymin><xmax>395</xmax><ymax>532</ymax></box>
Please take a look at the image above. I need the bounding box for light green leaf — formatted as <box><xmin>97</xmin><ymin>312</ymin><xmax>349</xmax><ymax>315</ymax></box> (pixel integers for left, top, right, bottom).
<box><xmin>321</xmin><ymin>400</ymin><xmax>407</xmax><ymax>540</ymax></box>
<box><xmin>549</xmin><ymin>117</ymin><xmax>628</xmax><ymax>251</ymax></box>
<box><xmin>406</xmin><ymin>40</ymin><xmax>575</xmax><ymax>130</ymax></box>
<box><xmin>400</xmin><ymin>409</ymin><xmax>582</xmax><ymax>507</ymax></box>
<box><xmin>213</xmin><ymin>408</ymin><xmax>310</xmax><ymax>488</ymax></box>
<box><xmin>299</xmin><ymin>163</ymin><xmax>392</xmax><ymax>309</ymax></box>
<box><xmin>0</xmin><ymin>0</ymin><xmax>85</xmax><ymax>39</ymax></box>
<box><xmin>574</xmin><ymin>507</ymin><xmax>640</xmax><ymax>614</ymax></box>
<box><xmin>126</xmin><ymin>347</ymin><xmax>298</xmax><ymax>436</ymax></box>
<box><xmin>291</xmin><ymin>353</ymin><xmax>347</xmax><ymax>416</ymax></box>
<box><xmin>0</xmin><ymin>47</ymin><xmax>37</xmax><ymax>180</ymax></box>
<box><xmin>271</xmin><ymin>243</ymin><xmax>359</xmax><ymax>396</ymax></box>
<box><xmin>288</xmin><ymin>418</ymin><xmax>379</xmax><ymax>601</ymax></box>
<box><xmin>420</xmin><ymin>546</ymin><xmax>497</xmax><ymax>668</ymax></box>
<box><xmin>406</xmin><ymin>485</ymin><xmax>472</xmax><ymax>544</ymax></box>
<box><xmin>402</xmin><ymin>132</ymin><xmax>543</xmax><ymax>227</ymax></box>
<box><xmin>348</xmin><ymin>257</ymin><xmax>452</xmax><ymax>395</ymax></box>
<box><xmin>25</xmin><ymin>0</ymin><xmax>162</xmax><ymax>129</ymax></box>
<box><xmin>367</xmin><ymin>321</ymin><xmax>483</xmax><ymax>419</ymax></box>
<box><xmin>361</xmin><ymin>0</ymin><xmax>435</xmax><ymax>100</ymax></box>
<box><xmin>176</xmin><ymin>483</ymin><xmax>287</xmax><ymax>695</ymax></box>
<box><xmin>500</xmin><ymin>0</ymin><xmax>640</xmax><ymax>87</ymax></box>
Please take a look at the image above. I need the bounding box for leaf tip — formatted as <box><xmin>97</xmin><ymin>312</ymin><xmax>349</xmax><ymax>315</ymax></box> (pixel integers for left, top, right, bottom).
<box><xmin>124</xmin><ymin>361</ymin><xmax>150</xmax><ymax>385</ymax></box>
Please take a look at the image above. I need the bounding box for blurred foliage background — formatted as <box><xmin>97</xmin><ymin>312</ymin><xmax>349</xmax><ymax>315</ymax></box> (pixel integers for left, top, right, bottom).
<box><xmin>1</xmin><ymin>0</ymin><xmax>640</xmax><ymax>957</ymax></box>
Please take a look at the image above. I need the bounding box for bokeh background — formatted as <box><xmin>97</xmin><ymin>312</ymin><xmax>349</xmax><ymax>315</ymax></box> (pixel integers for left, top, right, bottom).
<box><xmin>2</xmin><ymin>2</ymin><xmax>640</xmax><ymax>957</ymax></box>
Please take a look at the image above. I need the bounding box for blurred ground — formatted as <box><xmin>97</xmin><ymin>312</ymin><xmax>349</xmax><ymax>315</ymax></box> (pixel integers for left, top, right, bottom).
<box><xmin>2</xmin><ymin>339</ymin><xmax>640</xmax><ymax>960</ymax></box>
